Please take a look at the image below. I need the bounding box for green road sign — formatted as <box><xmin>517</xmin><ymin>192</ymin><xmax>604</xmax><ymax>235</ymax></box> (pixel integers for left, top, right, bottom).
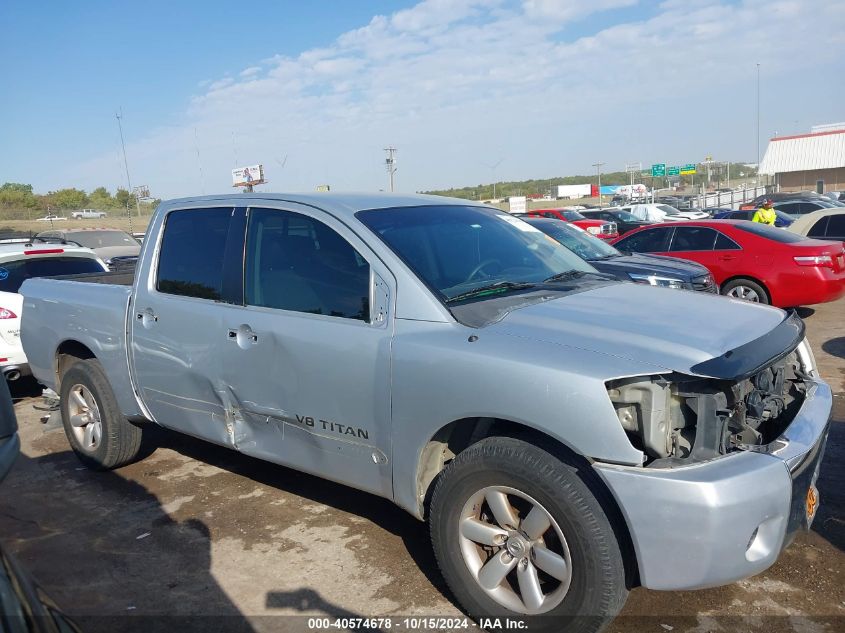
<box><xmin>651</xmin><ymin>163</ymin><xmax>666</xmax><ymax>177</ymax></box>
<box><xmin>667</xmin><ymin>166</ymin><xmax>680</xmax><ymax>176</ymax></box>
<box><xmin>680</xmin><ymin>164</ymin><xmax>697</xmax><ymax>175</ymax></box>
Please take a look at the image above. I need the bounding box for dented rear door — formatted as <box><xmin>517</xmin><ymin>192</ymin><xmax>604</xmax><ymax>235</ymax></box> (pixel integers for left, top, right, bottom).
<box><xmin>130</xmin><ymin>206</ymin><xmax>245</xmax><ymax>446</ymax></box>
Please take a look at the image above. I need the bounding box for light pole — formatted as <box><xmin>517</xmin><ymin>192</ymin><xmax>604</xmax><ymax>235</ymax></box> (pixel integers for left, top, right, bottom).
<box><xmin>592</xmin><ymin>162</ymin><xmax>605</xmax><ymax>205</ymax></box>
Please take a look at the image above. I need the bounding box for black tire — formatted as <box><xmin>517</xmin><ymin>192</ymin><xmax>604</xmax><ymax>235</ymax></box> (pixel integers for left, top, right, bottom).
<box><xmin>721</xmin><ymin>277</ymin><xmax>769</xmax><ymax>304</ymax></box>
<box><xmin>60</xmin><ymin>359</ymin><xmax>143</xmax><ymax>470</ymax></box>
<box><xmin>430</xmin><ymin>437</ymin><xmax>627</xmax><ymax>633</ymax></box>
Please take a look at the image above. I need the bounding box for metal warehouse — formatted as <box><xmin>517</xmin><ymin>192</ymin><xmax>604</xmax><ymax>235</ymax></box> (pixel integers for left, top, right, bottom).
<box><xmin>759</xmin><ymin>125</ymin><xmax>845</xmax><ymax>193</ymax></box>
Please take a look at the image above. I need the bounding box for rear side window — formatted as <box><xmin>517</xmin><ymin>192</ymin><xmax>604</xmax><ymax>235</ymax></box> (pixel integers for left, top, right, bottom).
<box><xmin>808</xmin><ymin>217</ymin><xmax>828</xmax><ymax>238</ymax></box>
<box><xmin>157</xmin><ymin>208</ymin><xmax>235</xmax><ymax>300</ymax></box>
<box><xmin>729</xmin><ymin>211</ymin><xmax>752</xmax><ymax>220</ymax></box>
<box><xmin>715</xmin><ymin>233</ymin><xmax>741</xmax><ymax>250</ymax></box>
<box><xmin>0</xmin><ymin>256</ymin><xmax>105</xmax><ymax>293</ymax></box>
<box><xmin>615</xmin><ymin>227</ymin><xmax>672</xmax><ymax>253</ymax></box>
<box><xmin>827</xmin><ymin>215</ymin><xmax>845</xmax><ymax>237</ymax></box>
<box><xmin>669</xmin><ymin>227</ymin><xmax>717</xmax><ymax>251</ymax></box>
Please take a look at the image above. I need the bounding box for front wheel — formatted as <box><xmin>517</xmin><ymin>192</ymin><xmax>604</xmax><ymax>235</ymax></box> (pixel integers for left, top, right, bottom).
<box><xmin>430</xmin><ymin>437</ymin><xmax>627</xmax><ymax>633</ymax></box>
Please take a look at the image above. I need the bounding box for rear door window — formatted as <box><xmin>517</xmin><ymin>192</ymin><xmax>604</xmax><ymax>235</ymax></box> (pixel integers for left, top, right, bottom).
<box><xmin>0</xmin><ymin>256</ymin><xmax>106</xmax><ymax>293</ymax></box>
<box><xmin>614</xmin><ymin>227</ymin><xmax>672</xmax><ymax>252</ymax></box>
<box><xmin>669</xmin><ymin>227</ymin><xmax>717</xmax><ymax>251</ymax></box>
<box><xmin>244</xmin><ymin>208</ymin><xmax>370</xmax><ymax>321</ymax></box>
<box><xmin>156</xmin><ymin>208</ymin><xmax>236</xmax><ymax>301</ymax></box>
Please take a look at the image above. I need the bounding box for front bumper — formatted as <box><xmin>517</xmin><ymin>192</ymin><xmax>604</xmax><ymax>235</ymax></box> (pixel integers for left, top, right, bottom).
<box><xmin>594</xmin><ymin>378</ymin><xmax>831</xmax><ymax>591</ymax></box>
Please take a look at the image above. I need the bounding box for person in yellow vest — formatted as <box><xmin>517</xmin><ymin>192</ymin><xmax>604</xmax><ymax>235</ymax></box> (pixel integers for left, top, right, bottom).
<box><xmin>752</xmin><ymin>199</ymin><xmax>777</xmax><ymax>225</ymax></box>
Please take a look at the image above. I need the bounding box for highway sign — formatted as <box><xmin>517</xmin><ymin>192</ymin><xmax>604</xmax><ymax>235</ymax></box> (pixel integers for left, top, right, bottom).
<box><xmin>680</xmin><ymin>164</ymin><xmax>697</xmax><ymax>175</ymax></box>
<box><xmin>667</xmin><ymin>166</ymin><xmax>680</xmax><ymax>176</ymax></box>
<box><xmin>651</xmin><ymin>163</ymin><xmax>665</xmax><ymax>177</ymax></box>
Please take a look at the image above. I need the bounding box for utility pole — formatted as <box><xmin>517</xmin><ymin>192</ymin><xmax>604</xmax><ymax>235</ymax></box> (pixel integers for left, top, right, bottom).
<box><xmin>756</xmin><ymin>63</ymin><xmax>761</xmax><ymax>169</ymax></box>
<box><xmin>384</xmin><ymin>147</ymin><xmax>397</xmax><ymax>192</ymax></box>
<box><xmin>116</xmin><ymin>110</ymin><xmax>141</xmax><ymax>218</ymax></box>
<box><xmin>592</xmin><ymin>162</ymin><xmax>605</xmax><ymax>206</ymax></box>
<box><xmin>625</xmin><ymin>162</ymin><xmax>641</xmax><ymax>200</ymax></box>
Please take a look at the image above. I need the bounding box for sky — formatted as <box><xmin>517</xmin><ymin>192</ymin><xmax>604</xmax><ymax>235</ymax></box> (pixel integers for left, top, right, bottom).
<box><xmin>1</xmin><ymin>0</ymin><xmax>843</xmax><ymax>199</ymax></box>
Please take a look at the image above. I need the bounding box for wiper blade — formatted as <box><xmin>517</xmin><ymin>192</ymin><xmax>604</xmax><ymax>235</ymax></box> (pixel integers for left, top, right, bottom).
<box><xmin>543</xmin><ymin>270</ymin><xmax>587</xmax><ymax>283</ymax></box>
<box><xmin>445</xmin><ymin>281</ymin><xmax>536</xmax><ymax>303</ymax></box>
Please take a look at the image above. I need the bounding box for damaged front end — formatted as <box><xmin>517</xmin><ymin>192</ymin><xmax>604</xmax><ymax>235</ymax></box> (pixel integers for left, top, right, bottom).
<box><xmin>606</xmin><ymin>311</ymin><xmax>815</xmax><ymax>467</ymax></box>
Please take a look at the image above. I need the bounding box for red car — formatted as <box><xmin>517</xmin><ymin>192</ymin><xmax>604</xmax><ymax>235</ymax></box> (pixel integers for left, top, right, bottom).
<box><xmin>527</xmin><ymin>208</ymin><xmax>618</xmax><ymax>240</ymax></box>
<box><xmin>611</xmin><ymin>220</ymin><xmax>845</xmax><ymax>307</ymax></box>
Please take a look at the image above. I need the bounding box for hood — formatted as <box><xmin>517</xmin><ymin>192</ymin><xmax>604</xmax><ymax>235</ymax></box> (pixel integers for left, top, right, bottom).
<box><xmin>592</xmin><ymin>253</ymin><xmax>709</xmax><ymax>281</ymax></box>
<box><xmin>489</xmin><ymin>282</ymin><xmax>787</xmax><ymax>378</ymax></box>
<box><xmin>93</xmin><ymin>245</ymin><xmax>141</xmax><ymax>261</ymax></box>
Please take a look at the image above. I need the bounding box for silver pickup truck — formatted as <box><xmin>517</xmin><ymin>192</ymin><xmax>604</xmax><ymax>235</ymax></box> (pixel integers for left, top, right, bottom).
<box><xmin>20</xmin><ymin>194</ymin><xmax>830</xmax><ymax>632</ymax></box>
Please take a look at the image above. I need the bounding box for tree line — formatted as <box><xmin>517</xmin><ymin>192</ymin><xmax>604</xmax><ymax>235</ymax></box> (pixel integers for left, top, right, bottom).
<box><xmin>423</xmin><ymin>163</ymin><xmax>758</xmax><ymax>200</ymax></box>
<box><xmin>0</xmin><ymin>183</ymin><xmax>160</xmax><ymax>219</ymax></box>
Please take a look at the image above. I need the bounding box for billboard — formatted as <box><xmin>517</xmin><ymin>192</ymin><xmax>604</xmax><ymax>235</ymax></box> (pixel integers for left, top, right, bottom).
<box><xmin>232</xmin><ymin>164</ymin><xmax>264</xmax><ymax>186</ymax></box>
<box><xmin>509</xmin><ymin>196</ymin><xmax>527</xmax><ymax>214</ymax></box>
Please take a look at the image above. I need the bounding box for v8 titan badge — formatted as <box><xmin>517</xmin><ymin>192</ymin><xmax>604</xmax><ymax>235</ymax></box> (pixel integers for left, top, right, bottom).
<box><xmin>806</xmin><ymin>483</ymin><xmax>820</xmax><ymax>526</ymax></box>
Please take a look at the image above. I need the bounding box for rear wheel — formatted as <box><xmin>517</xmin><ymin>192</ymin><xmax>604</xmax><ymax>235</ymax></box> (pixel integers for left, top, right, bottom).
<box><xmin>722</xmin><ymin>278</ymin><xmax>769</xmax><ymax>304</ymax></box>
<box><xmin>60</xmin><ymin>359</ymin><xmax>143</xmax><ymax>470</ymax></box>
<box><xmin>430</xmin><ymin>437</ymin><xmax>627</xmax><ymax>633</ymax></box>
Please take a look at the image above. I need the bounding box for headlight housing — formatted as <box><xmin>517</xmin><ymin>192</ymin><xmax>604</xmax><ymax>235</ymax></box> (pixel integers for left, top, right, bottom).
<box><xmin>628</xmin><ymin>273</ymin><xmax>686</xmax><ymax>289</ymax></box>
<box><xmin>586</xmin><ymin>226</ymin><xmax>601</xmax><ymax>235</ymax></box>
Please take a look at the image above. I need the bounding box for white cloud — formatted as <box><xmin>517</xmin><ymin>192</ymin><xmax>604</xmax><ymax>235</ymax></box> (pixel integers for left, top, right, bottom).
<box><xmin>57</xmin><ymin>0</ymin><xmax>845</xmax><ymax>198</ymax></box>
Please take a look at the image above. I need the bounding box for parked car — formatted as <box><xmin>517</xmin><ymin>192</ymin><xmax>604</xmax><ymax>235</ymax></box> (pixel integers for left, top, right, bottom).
<box><xmin>0</xmin><ymin>378</ymin><xmax>82</xmax><ymax>633</ymax></box>
<box><xmin>34</xmin><ymin>214</ymin><xmax>66</xmax><ymax>222</ymax></box>
<box><xmin>70</xmin><ymin>209</ymin><xmax>107</xmax><ymax>219</ymax></box>
<box><xmin>620</xmin><ymin>203</ymin><xmax>709</xmax><ymax>222</ymax></box>
<box><xmin>19</xmin><ymin>193</ymin><xmax>832</xmax><ymax>629</ymax></box>
<box><xmin>526</xmin><ymin>208</ymin><xmax>618</xmax><ymax>240</ymax></box>
<box><xmin>739</xmin><ymin>191</ymin><xmax>823</xmax><ymax>210</ymax></box>
<box><xmin>788</xmin><ymin>209</ymin><xmax>845</xmax><ymax>243</ymax></box>
<box><xmin>0</xmin><ymin>243</ymin><xmax>108</xmax><ymax>381</ymax></box>
<box><xmin>773</xmin><ymin>199</ymin><xmax>842</xmax><ymax>217</ymax></box>
<box><xmin>612</xmin><ymin>220</ymin><xmax>845</xmax><ymax>306</ymax></box>
<box><xmin>524</xmin><ymin>217</ymin><xmax>717</xmax><ymax>292</ymax></box>
<box><xmin>579</xmin><ymin>208</ymin><xmax>654</xmax><ymax>235</ymax></box>
<box><xmin>35</xmin><ymin>228</ymin><xmax>140</xmax><ymax>269</ymax></box>
<box><xmin>711</xmin><ymin>209</ymin><xmax>794</xmax><ymax>227</ymax></box>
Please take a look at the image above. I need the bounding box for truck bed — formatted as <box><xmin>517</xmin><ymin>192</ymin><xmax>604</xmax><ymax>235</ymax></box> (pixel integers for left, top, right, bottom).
<box><xmin>19</xmin><ymin>276</ymin><xmax>141</xmax><ymax>418</ymax></box>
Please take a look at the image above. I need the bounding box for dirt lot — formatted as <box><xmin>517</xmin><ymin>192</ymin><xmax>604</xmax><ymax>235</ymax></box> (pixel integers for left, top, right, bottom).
<box><xmin>0</xmin><ymin>298</ymin><xmax>842</xmax><ymax>632</ymax></box>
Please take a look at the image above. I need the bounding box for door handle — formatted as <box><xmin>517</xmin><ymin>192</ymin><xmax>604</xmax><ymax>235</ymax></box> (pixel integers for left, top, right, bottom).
<box><xmin>136</xmin><ymin>308</ymin><xmax>158</xmax><ymax>328</ymax></box>
<box><xmin>228</xmin><ymin>326</ymin><xmax>258</xmax><ymax>347</ymax></box>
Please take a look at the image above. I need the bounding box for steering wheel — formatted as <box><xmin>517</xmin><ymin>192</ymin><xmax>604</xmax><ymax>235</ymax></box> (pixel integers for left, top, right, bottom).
<box><xmin>465</xmin><ymin>258</ymin><xmax>502</xmax><ymax>282</ymax></box>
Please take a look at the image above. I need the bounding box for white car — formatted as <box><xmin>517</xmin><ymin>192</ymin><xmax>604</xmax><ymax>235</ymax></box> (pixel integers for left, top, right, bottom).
<box><xmin>0</xmin><ymin>243</ymin><xmax>107</xmax><ymax>381</ymax></box>
<box><xmin>35</xmin><ymin>214</ymin><xmax>67</xmax><ymax>222</ymax></box>
<box><xmin>622</xmin><ymin>203</ymin><xmax>709</xmax><ymax>222</ymax></box>
<box><xmin>71</xmin><ymin>209</ymin><xmax>107</xmax><ymax>219</ymax></box>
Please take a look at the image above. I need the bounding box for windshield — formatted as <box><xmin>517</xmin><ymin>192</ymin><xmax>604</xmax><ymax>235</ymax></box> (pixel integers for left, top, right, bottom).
<box><xmin>611</xmin><ymin>211</ymin><xmax>640</xmax><ymax>222</ymax></box>
<box><xmin>561</xmin><ymin>209</ymin><xmax>586</xmax><ymax>221</ymax></box>
<box><xmin>70</xmin><ymin>230</ymin><xmax>137</xmax><ymax>249</ymax></box>
<box><xmin>527</xmin><ymin>219</ymin><xmax>619</xmax><ymax>261</ymax></box>
<box><xmin>656</xmin><ymin>204</ymin><xmax>680</xmax><ymax>215</ymax></box>
<box><xmin>356</xmin><ymin>205</ymin><xmax>596</xmax><ymax>302</ymax></box>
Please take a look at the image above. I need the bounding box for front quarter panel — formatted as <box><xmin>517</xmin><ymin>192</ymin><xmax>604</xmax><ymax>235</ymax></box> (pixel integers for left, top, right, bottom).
<box><xmin>390</xmin><ymin>318</ymin><xmax>649</xmax><ymax>516</ymax></box>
